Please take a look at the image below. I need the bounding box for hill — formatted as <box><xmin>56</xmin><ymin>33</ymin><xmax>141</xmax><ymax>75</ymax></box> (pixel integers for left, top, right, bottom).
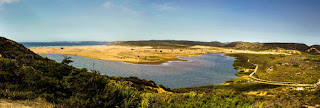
<box><xmin>310</xmin><ymin>45</ymin><xmax>320</xmax><ymax>53</ymax></box>
<box><xmin>114</xmin><ymin>40</ymin><xmax>317</xmax><ymax>53</ymax></box>
<box><xmin>113</xmin><ymin>40</ymin><xmax>225</xmax><ymax>48</ymax></box>
<box><xmin>312</xmin><ymin>45</ymin><xmax>320</xmax><ymax>50</ymax></box>
<box><xmin>0</xmin><ymin>37</ymin><xmax>161</xmax><ymax>107</ymax></box>
<box><xmin>224</xmin><ymin>42</ymin><xmax>310</xmax><ymax>51</ymax></box>
<box><xmin>1</xmin><ymin>37</ymin><xmax>320</xmax><ymax>107</ymax></box>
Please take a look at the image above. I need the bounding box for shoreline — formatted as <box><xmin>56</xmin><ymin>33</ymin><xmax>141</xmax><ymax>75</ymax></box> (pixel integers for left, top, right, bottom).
<box><xmin>30</xmin><ymin>45</ymin><xmax>294</xmax><ymax>88</ymax></box>
<box><xmin>30</xmin><ymin>45</ymin><xmax>208</xmax><ymax>64</ymax></box>
<box><xmin>30</xmin><ymin>45</ymin><xmax>290</xmax><ymax>65</ymax></box>
<box><xmin>40</xmin><ymin>52</ymin><xmax>239</xmax><ymax>89</ymax></box>
<box><xmin>25</xmin><ymin>45</ymin><xmax>108</xmax><ymax>48</ymax></box>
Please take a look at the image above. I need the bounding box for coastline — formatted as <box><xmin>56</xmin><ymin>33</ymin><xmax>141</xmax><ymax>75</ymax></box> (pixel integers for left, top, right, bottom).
<box><xmin>30</xmin><ymin>45</ymin><xmax>290</xmax><ymax>65</ymax></box>
<box><xmin>30</xmin><ymin>45</ymin><xmax>207</xmax><ymax>64</ymax></box>
<box><xmin>30</xmin><ymin>45</ymin><xmax>295</xmax><ymax>87</ymax></box>
<box><xmin>25</xmin><ymin>45</ymin><xmax>107</xmax><ymax>48</ymax></box>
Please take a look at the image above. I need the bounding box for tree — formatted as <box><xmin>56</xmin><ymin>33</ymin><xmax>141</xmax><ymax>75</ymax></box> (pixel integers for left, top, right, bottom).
<box><xmin>61</xmin><ymin>55</ymin><xmax>73</xmax><ymax>65</ymax></box>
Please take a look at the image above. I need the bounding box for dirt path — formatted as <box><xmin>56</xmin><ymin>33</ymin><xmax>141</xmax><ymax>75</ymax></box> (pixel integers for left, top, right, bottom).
<box><xmin>0</xmin><ymin>100</ymin><xmax>31</xmax><ymax>108</ymax></box>
<box><xmin>248</xmin><ymin>60</ymin><xmax>314</xmax><ymax>87</ymax></box>
<box><xmin>0</xmin><ymin>99</ymin><xmax>54</xmax><ymax>108</ymax></box>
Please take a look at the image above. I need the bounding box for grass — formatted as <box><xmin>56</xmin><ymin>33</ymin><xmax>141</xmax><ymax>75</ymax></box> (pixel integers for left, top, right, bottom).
<box><xmin>2</xmin><ymin>37</ymin><xmax>320</xmax><ymax>107</ymax></box>
<box><xmin>0</xmin><ymin>98</ymin><xmax>55</xmax><ymax>108</ymax></box>
<box><xmin>226</xmin><ymin>53</ymin><xmax>320</xmax><ymax>84</ymax></box>
<box><xmin>173</xmin><ymin>83</ymin><xmax>281</xmax><ymax>93</ymax></box>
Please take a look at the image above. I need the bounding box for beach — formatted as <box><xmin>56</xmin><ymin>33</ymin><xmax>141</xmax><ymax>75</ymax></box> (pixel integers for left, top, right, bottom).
<box><xmin>30</xmin><ymin>45</ymin><xmax>207</xmax><ymax>64</ymax></box>
<box><xmin>30</xmin><ymin>45</ymin><xmax>290</xmax><ymax>64</ymax></box>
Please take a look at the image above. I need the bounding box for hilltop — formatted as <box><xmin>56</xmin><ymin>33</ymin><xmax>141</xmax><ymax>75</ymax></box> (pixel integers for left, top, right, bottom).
<box><xmin>114</xmin><ymin>40</ymin><xmax>317</xmax><ymax>53</ymax></box>
<box><xmin>0</xmin><ymin>37</ymin><xmax>163</xmax><ymax>107</ymax></box>
<box><xmin>224</xmin><ymin>42</ymin><xmax>310</xmax><ymax>51</ymax></box>
<box><xmin>113</xmin><ymin>40</ymin><xmax>225</xmax><ymax>48</ymax></box>
<box><xmin>312</xmin><ymin>45</ymin><xmax>320</xmax><ymax>50</ymax></box>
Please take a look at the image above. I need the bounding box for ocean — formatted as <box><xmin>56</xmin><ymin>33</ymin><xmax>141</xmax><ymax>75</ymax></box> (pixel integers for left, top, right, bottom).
<box><xmin>21</xmin><ymin>41</ymin><xmax>110</xmax><ymax>48</ymax></box>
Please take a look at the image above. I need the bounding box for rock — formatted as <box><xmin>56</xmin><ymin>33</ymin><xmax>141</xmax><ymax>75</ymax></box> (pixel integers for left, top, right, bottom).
<box><xmin>307</xmin><ymin>47</ymin><xmax>320</xmax><ymax>53</ymax></box>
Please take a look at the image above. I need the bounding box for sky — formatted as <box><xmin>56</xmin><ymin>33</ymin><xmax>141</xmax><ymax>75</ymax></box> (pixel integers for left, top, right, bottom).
<box><xmin>0</xmin><ymin>0</ymin><xmax>319</xmax><ymax>45</ymax></box>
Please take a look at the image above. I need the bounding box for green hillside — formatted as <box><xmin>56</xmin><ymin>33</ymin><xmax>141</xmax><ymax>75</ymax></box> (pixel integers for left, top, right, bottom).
<box><xmin>224</xmin><ymin>42</ymin><xmax>311</xmax><ymax>51</ymax></box>
<box><xmin>115</xmin><ymin>40</ymin><xmax>318</xmax><ymax>53</ymax></box>
<box><xmin>1</xmin><ymin>37</ymin><xmax>320</xmax><ymax>107</ymax></box>
<box><xmin>0</xmin><ymin>37</ymin><xmax>159</xmax><ymax>107</ymax></box>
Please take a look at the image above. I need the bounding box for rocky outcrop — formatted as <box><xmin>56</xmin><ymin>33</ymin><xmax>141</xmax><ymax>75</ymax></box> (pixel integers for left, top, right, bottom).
<box><xmin>307</xmin><ymin>47</ymin><xmax>320</xmax><ymax>54</ymax></box>
<box><xmin>311</xmin><ymin>45</ymin><xmax>320</xmax><ymax>50</ymax></box>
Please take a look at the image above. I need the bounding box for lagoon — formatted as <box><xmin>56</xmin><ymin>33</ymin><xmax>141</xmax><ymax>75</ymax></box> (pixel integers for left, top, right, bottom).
<box><xmin>40</xmin><ymin>53</ymin><xmax>239</xmax><ymax>89</ymax></box>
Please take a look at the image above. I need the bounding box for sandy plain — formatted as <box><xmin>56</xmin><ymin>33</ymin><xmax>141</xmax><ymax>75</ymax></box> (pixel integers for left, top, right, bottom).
<box><xmin>30</xmin><ymin>45</ymin><xmax>289</xmax><ymax>64</ymax></box>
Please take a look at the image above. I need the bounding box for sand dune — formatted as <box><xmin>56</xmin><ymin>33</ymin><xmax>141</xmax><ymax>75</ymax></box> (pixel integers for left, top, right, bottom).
<box><xmin>30</xmin><ymin>45</ymin><xmax>290</xmax><ymax>64</ymax></box>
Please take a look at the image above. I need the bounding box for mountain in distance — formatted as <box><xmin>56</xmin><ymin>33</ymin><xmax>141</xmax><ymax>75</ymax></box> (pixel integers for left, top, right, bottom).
<box><xmin>114</xmin><ymin>40</ymin><xmax>318</xmax><ymax>53</ymax></box>
<box><xmin>113</xmin><ymin>40</ymin><xmax>225</xmax><ymax>48</ymax></box>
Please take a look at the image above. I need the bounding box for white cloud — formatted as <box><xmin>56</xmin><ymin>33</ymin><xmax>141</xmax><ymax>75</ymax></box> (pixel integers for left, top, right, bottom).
<box><xmin>102</xmin><ymin>1</ymin><xmax>114</xmax><ymax>8</ymax></box>
<box><xmin>0</xmin><ymin>0</ymin><xmax>19</xmax><ymax>10</ymax></box>
<box><xmin>102</xmin><ymin>0</ymin><xmax>141</xmax><ymax>15</ymax></box>
<box><xmin>157</xmin><ymin>3</ymin><xmax>177</xmax><ymax>11</ymax></box>
<box><xmin>0</xmin><ymin>0</ymin><xmax>19</xmax><ymax>5</ymax></box>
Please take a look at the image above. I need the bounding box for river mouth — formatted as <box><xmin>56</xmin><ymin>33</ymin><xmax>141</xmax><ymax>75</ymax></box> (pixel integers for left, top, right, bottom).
<box><xmin>40</xmin><ymin>53</ymin><xmax>239</xmax><ymax>89</ymax></box>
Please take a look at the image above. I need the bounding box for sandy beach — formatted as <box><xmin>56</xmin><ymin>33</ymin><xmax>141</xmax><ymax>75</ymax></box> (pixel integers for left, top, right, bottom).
<box><xmin>30</xmin><ymin>45</ymin><xmax>207</xmax><ymax>64</ymax></box>
<box><xmin>30</xmin><ymin>45</ymin><xmax>290</xmax><ymax>64</ymax></box>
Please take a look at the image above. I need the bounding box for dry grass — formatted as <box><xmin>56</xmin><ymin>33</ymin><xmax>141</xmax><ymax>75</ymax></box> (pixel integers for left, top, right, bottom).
<box><xmin>0</xmin><ymin>99</ymin><xmax>54</xmax><ymax>108</ymax></box>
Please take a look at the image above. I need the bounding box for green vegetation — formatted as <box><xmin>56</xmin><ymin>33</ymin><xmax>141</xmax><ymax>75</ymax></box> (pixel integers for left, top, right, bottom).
<box><xmin>1</xmin><ymin>37</ymin><xmax>320</xmax><ymax>107</ymax></box>
<box><xmin>0</xmin><ymin>37</ymin><xmax>153</xmax><ymax>107</ymax></box>
<box><xmin>61</xmin><ymin>55</ymin><xmax>73</xmax><ymax>65</ymax></box>
<box><xmin>225</xmin><ymin>42</ymin><xmax>311</xmax><ymax>52</ymax></box>
<box><xmin>116</xmin><ymin>41</ymin><xmax>319</xmax><ymax>53</ymax></box>
<box><xmin>227</xmin><ymin>53</ymin><xmax>320</xmax><ymax>84</ymax></box>
<box><xmin>114</xmin><ymin>40</ymin><xmax>225</xmax><ymax>48</ymax></box>
<box><xmin>168</xmin><ymin>84</ymin><xmax>320</xmax><ymax>107</ymax></box>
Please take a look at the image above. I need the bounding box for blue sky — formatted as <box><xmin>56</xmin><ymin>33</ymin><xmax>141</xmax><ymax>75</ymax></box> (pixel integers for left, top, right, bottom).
<box><xmin>0</xmin><ymin>0</ymin><xmax>319</xmax><ymax>45</ymax></box>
